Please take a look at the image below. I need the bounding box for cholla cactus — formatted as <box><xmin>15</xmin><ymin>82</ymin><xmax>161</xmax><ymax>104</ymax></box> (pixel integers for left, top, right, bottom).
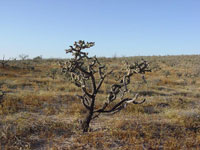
<box><xmin>60</xmin><ymin>40</ymin><xmax>151</xmax><ymax>132</ymax></box>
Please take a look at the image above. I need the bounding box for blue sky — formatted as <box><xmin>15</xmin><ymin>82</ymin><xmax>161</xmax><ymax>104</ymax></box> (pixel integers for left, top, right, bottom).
<box><xmin>0</xmin><ymin>0</ymin><xmax>200</xmax><ymax>58</ymax></box>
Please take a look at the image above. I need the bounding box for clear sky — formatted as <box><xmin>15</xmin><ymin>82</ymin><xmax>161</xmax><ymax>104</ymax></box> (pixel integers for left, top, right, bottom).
<box><xmin>0</xmin><ymin>0</ymin><xmax>200</xmax><ymax>58</ymax></box>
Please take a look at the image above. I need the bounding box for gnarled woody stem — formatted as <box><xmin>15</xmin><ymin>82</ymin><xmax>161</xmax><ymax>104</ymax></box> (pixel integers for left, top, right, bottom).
<box><xmin>60</xmin><ymin>40</ymin><xmax>151</xmax><ymax>132</ymax></box>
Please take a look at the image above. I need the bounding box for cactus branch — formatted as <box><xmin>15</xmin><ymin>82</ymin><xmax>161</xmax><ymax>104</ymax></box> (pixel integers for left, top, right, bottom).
<box><xmin>61</xmin><ymin>40</ymin><xmax>151</xmax><ymax>132</ymax></box>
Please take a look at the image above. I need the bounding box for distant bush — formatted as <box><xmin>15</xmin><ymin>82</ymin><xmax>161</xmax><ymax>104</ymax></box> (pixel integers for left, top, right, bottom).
<box><xmin>19</xmin><ymin>54</ymin><xmax>29</xmax><ymax>60</ymax></box>
<box><xmin>33</xmin><ymin>56</ymin><xmax>43</xmax><ymax>61</ymax></box>
<box><xmin>0</xmin><ymin>56</ymin><xmax>10</xmax><ymax>68</ymax></box>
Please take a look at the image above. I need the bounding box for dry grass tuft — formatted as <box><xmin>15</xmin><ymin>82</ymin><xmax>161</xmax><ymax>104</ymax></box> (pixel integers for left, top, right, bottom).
<box><xmin>0</xmin><ymin>55</ymin><xmax>200</xmax><ymax>149</ymax></box>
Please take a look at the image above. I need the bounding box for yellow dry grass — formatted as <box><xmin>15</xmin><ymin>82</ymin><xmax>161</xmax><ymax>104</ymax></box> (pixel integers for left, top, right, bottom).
<box><xmin>0</xmin><ymin>55</ymin><xmax>200</xmax><ymax>149</ymax></box>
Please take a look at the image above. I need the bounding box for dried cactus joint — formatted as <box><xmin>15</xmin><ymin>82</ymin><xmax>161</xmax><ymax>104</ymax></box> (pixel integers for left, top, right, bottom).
<box><xmin>61</xmin><ymin>40</ymin><xmax>151</xmax><ymax>132</ymax></box>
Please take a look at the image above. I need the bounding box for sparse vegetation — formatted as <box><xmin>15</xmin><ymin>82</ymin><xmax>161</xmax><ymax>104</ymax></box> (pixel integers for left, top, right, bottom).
<box><xmin>0</xmin><ymin>51</ymin><xmax>200</xmax><ymax>149</ymax></box>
